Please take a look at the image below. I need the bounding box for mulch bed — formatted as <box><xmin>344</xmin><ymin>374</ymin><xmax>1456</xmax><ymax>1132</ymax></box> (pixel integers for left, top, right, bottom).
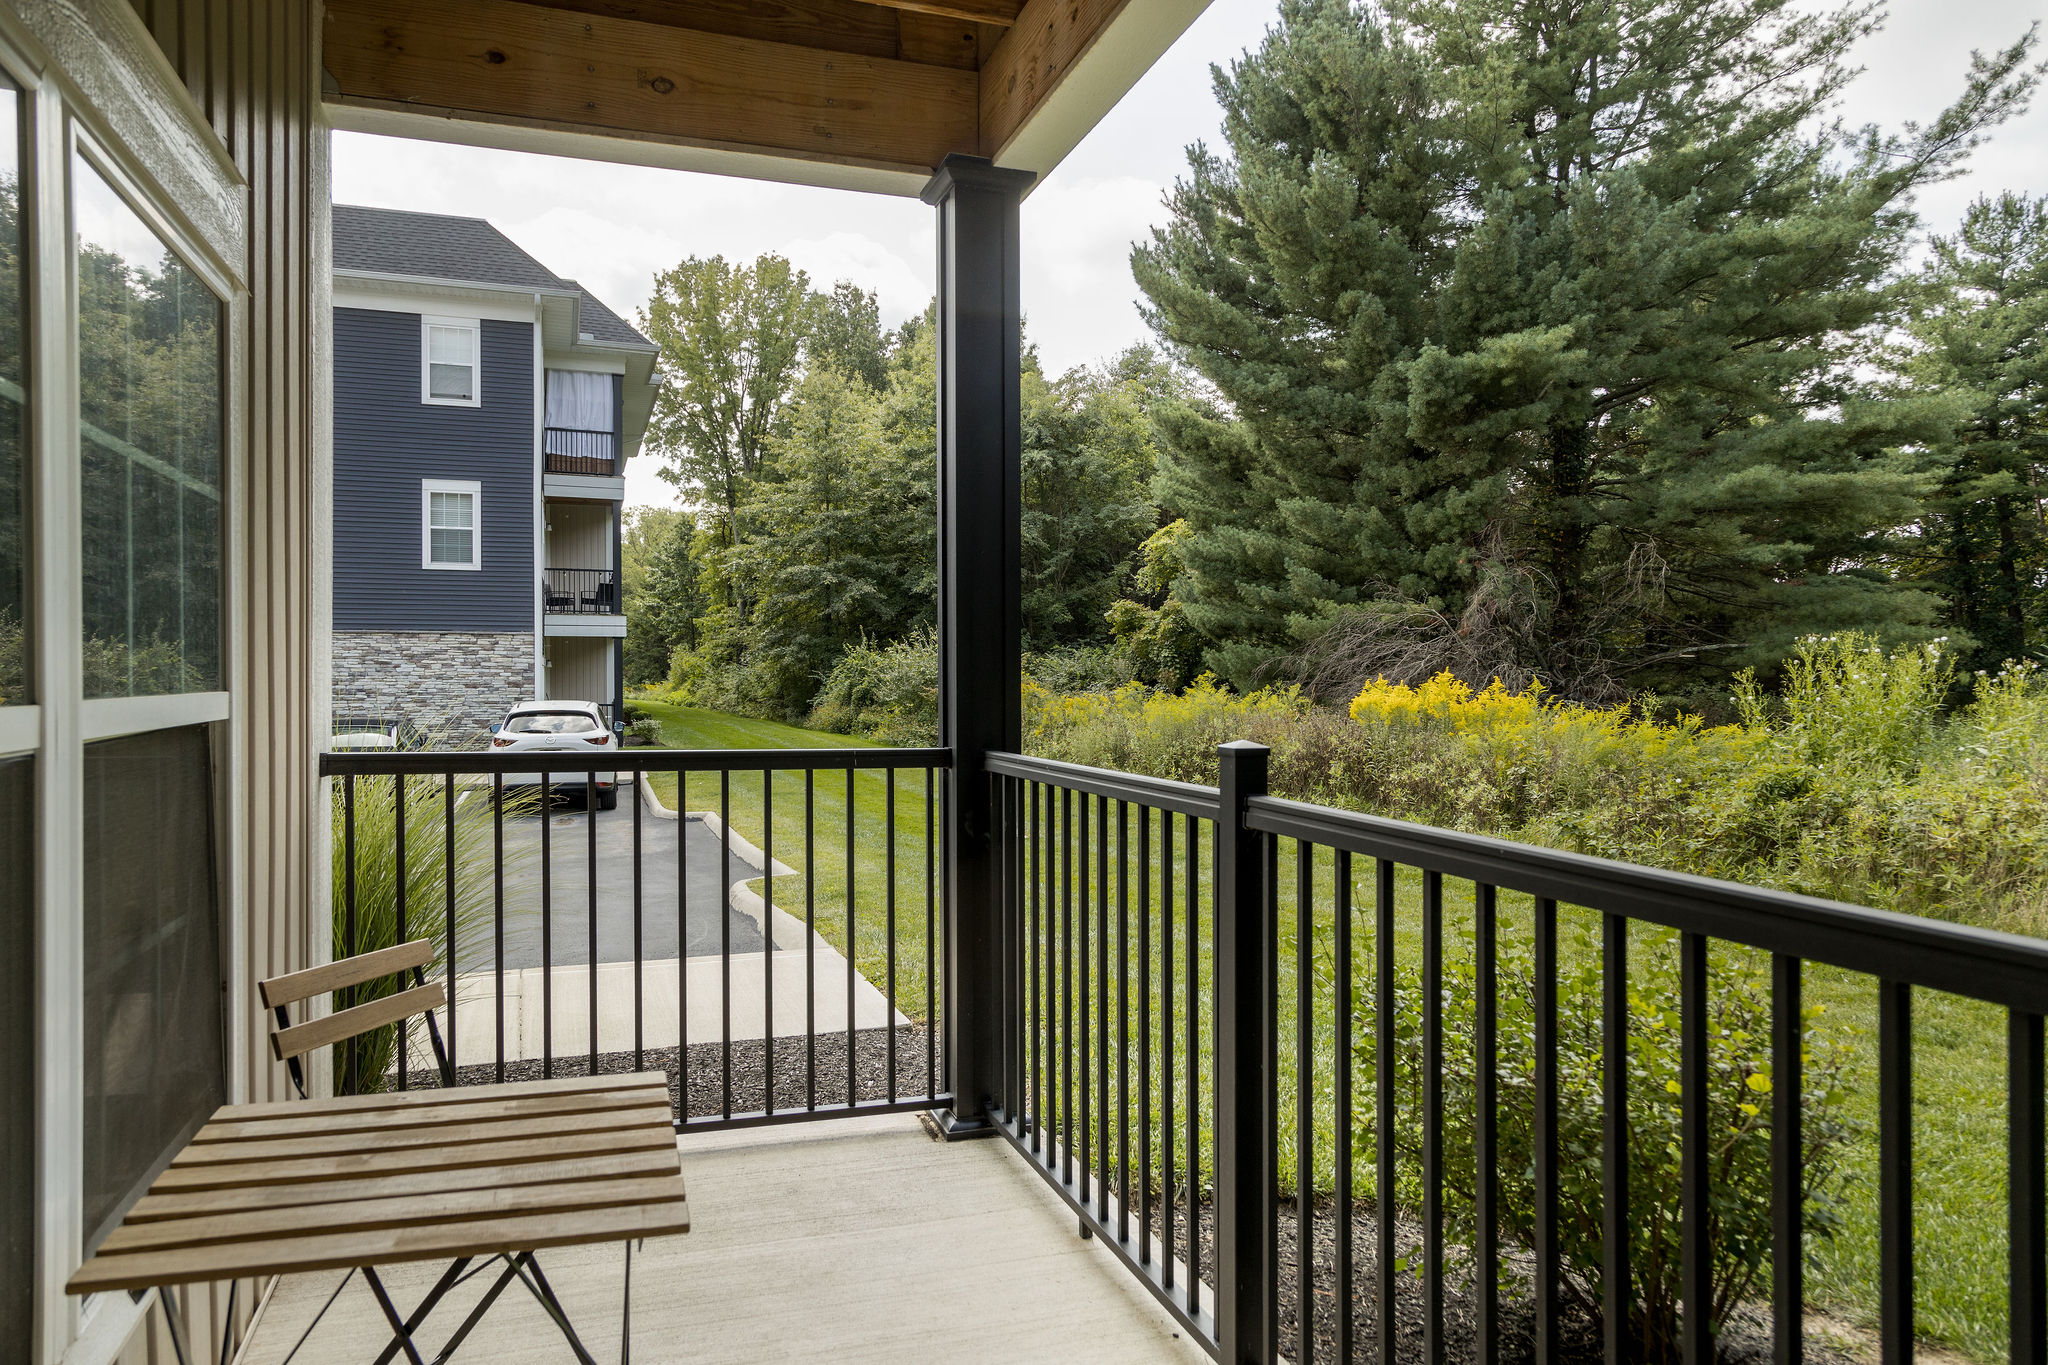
<box><xmin>1148</xmin><ymin>1194</ymin><xmax>1860</xmax><ymax>1364</ymax></box>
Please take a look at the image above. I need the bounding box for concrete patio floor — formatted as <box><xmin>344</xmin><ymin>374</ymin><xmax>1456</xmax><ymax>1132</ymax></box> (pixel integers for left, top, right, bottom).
<box><xmin>234</xmin><ymin>1113</ymin><xmax>1210</xmax><ymax>1364</ymax></box>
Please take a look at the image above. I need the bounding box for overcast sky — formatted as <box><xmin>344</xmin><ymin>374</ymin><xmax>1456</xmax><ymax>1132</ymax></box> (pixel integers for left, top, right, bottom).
<box><xmin>332</xmin><ymin>0</ymin><xmax>2048</xmax><ymax>511</ymax></box>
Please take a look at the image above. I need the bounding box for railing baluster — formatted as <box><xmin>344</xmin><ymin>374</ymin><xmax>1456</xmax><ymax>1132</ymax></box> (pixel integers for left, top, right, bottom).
<box><xmin>1535</xmin><ymin>896</ymin><xmax>1558</xmax><ymax>1364</ymax></box>
<box><xmin>1424</xmin><ymin>868</ymin><xmax>1443</xmax><ymax>1364</ymax></box>
<box><xmin>927</xmin><ymin>767</ymin><xmax>937</xmax><ymax>1103</ymax></box>
<box><xmin>1185</xmin><ymin>807</ymin><xmax>1201</xmax><ymax>1319</ymax></box>
<box><xmin>1335</xmin><ymin>851</ymin><xmax>1355</xmax><ymax>1365</ymax></box>
<box><xmin>846</xmin><ymin>768</ymin><xmax>856</xmax><ymax>1106</ymax></box>
<box><xmin>588</xmin><ymin>764</ymin><xmax>599</xmax><ymax>1077</ymax></box>
<box><xmin>1375</xmin><ymin>856</ymin><xmax>1396</xmax><ymax>1365</ymax></box>
<box><xmin>1117</xmin><ymin>798</ymin><xmax>1131</xmax><ymax>1245</ymax></box>
<box><xmin>493</xmin><ymin>771</ymin><xmax>506</xmax><ymax>1086</ymax></box>
<box><xmin>1880</xmin><ymin>980</ymin><xmax>1913</xmax><ymax>1365</ymax></box>
<box><xmin>1681</xmin><ymin>931</ymin><xmax>1711</xmax><ymax>1365</ymax></box>
<box><xmin>720</xmin><ymin>770</ymin><xmax>732</xmax><ymax>1119</ymax></box>
<box><xmin>1062</xmin><ymin>784</ymin><xmax>1075</xmax><ymax>1188</ymax></box>
<box><xmin>688</xmin><ymin>769</ymin><xmax>696</xmax><ymax>1121</ymax></box>
<box><xmin>1161</xmin><ymin>805</ymin><xmax>1176</xmax><ymax>1292</ymax></box>
<box><xmin>765</xmin><ymin>770</ymin><xmax>776</xmax><ymax>1114</ymax></box>
<box><xmin>632</xmin><ymin>760</ymin><xmax>644</xmax><ymax>1072</ymax></box>
<box><xmin>395</xmin><ymin>773</ymin><xmax>408</xmax><ymax>1091</ymax></box>
<box><xmin>806</xmin><ymin>770</ymin><xmax>816</xmax><ymax>1112</ymax></box>
<box><xmin>445</xmin><ymin>774</ymin><xmax>457</xmax><ymax>1078</ymax></box>
<box><xmin>2013</xmin><ymin>1008</ymin><xmax>2046</xmax><ymax>1365</ymax></box>
<box><xmin>343</xmin><ymin>774</ymin><xmax>358</xmax><ymax>1096</ymax></box>
<box><xmin>542</xmin><ymin>774</ymin><xmax>554</xmax><ymax>1080</ymax></box>
<box><xmin>884</xmin><ymin>769</ymin><xmax>896</xmax><ymax>1102</ymax></box>
<box><xmin>1080</xmin><ymin>790</ymin><xmax>1092</xmax><ymax>1210</ymax></box>
<box><xmin>1097</xmin><ymin>791</ymin><xmax>1110</xmax><ymax>1224</ymax></box>
<box><xmin>1603</xmin><ymin>913</ymin><xmax>1628</xmax><ymax>1365</ymax></box>
<box><xmin>1774</xmin><ymin>954</ymin><xmax>1803</xmax><ymax>1365</ymax></box>
<box><xmin>1031</xmin><ymin>781</ymin><xmax>1043</xmax><ymax>1153</ymax></box>
<box><xmin>1474</xmin><ymin>882</ymin><xmax>1496</xmax><ymax>1365</ymax></box>
<box><xmin>1297</xmin><ymin>838</ymin><xmax>1316</xmax><ymax>1365</ymax></box>
<box><xmin>1137</xmin><ymin>802</ymin><xmax>1152</xmax><ymax>1264</ymax></box>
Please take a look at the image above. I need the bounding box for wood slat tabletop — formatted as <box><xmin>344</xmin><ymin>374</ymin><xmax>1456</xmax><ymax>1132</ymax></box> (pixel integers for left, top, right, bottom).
<box><xmin>68</xmin><ymin>1073</ymin><xmax>689</xmax><ymax>1296</ymax></box>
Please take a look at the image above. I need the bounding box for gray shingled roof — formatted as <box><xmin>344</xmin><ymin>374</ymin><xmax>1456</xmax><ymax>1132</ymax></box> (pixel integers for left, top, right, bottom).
<box><xmin>333</xmin><ymin>204</ymin><xmax>652</xmax><ymax>349</ymax></box>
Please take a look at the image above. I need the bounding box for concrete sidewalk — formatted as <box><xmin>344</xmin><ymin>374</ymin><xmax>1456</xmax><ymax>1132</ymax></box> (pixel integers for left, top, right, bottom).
<box><xmin>437</xmin><ymin>947</ymin><xmax>910</xmax><ymax>1064</ymax></box>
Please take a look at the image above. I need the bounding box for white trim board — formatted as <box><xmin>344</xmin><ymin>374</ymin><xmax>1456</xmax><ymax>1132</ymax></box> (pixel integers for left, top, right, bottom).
<box><xmin>79</xmin><ymin>691</ymin><xmax>231</xmax><ymax>742</ymax></box>
<box><xmin>542</xmin><ymin>615</ymin><xmax>626</xmax><ymax>638</ymax></box>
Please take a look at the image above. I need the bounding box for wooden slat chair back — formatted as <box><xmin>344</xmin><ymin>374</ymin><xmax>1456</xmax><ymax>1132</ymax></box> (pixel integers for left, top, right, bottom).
<box><xmin>259</xmin><ymin>940</ymin><xmax>455</xmax><ymax>1099</ymax></box>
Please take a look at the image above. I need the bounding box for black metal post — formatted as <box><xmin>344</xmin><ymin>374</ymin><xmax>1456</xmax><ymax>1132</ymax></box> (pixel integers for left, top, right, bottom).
<box><xmin>924</xmin><ymin>153</ymin><xmax>1033</xmax><ymax>1139</ymax></box>
<box><xmin>1215</xmin><ymin>740</ymin><xmax>1275</xmax><ymax>1365</ymax></box>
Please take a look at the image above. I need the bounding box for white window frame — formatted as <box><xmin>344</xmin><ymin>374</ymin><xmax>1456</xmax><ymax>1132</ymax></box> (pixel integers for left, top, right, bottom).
<box><xmin>420</xmin><ymin>315</ymin><xmax>481</xmax><ymax>407</ymax></box>
<box><xmin>422</xmin><ymin>478</ymin><xmax>482</xmax><ymax>571</ymax></box>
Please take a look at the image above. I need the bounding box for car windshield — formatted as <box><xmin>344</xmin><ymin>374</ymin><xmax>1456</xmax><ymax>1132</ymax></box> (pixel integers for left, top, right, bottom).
<box><xmin>505</xmin><ymin>711</ymin><xmax>599</xmax><ymax>735</ymax></box>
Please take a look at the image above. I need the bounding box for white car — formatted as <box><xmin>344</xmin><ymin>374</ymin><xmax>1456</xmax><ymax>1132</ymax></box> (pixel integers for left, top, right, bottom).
<box><xmin>490</xmin><ymin>700</ymin><xmax>620</xmax><ymax>809</ymax></box>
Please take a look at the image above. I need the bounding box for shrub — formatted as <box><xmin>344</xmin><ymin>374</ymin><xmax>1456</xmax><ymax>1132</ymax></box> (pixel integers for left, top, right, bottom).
<box><xmin>1734</xmin><ymin>633</ymin><xmax>1956</xmax><ymax>776</ymax></box>
<box><xmin>808</xmin><ymin>628</ymin><xmax>940</xmax><ymax>744</ymax></box>
<box><xmin>329</xmin><ymin>765</ymin><xmax>536</xmax><ymax>1091</ymax></box>
<box><xmin>626</xmin><ymin>715</ymin><xmax>663</xmax><ymax>746</ymax></box>
<box><xmin>1348</xmin><ymin>937</ymin><xmax>1861</xmax><ymax>1360</ymax></box>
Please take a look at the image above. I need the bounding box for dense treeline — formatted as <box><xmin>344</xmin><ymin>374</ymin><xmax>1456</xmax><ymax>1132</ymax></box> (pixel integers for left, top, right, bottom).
<box><xmin>625</xmin><ymin>0</ymin><xmax>2048</xmax><ymax>735</ymax></box>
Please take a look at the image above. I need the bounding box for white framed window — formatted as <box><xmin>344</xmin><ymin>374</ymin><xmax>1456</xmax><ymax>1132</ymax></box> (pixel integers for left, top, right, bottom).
<box><xmin>422</xmin><ymin>479</ymin><xmax>481</xmax><ymax>570</ymax></box>
<box><xmin>420</xmin><ymin>315</ymin><xmax>480</xmax><ymax>406</ymax></box>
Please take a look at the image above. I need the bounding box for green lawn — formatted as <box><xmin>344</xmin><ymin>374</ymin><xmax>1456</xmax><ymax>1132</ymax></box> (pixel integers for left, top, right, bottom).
<box><xmin>634</xmin><ymin>700</ymin><xmax>2011</xmax><ymax>1361</ymax></box>
<box><xmin>634</xmin><ymin>699</ymin><xmax>941</xmax><ymax>1031</ymax></box>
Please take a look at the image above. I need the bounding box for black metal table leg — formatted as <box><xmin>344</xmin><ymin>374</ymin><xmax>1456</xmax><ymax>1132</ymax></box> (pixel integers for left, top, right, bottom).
<box><xmin>160</xmin><ymin>1286</ymin><xmax>195</xmax><ymax>1365</ymax></box>
<box><xmin>512</xmin><ymin>1255</ymin><xmax>598</xmax><ymax>1365</ymax></box>
<box><xmin>362</xmin><ymin>1269</ymin><xmax>428</xmax><ymax>1365</ymax></box>
<box><xmin>428</xmin><ymin>1256</ymin><xmax>531</xmax><ymax>1364</ymax></box>
<box><xmin>370</xmin><ymin>1258</ymin><xmax>473</xmax><ymax>1365</ymax></box>
<box><xmin>621</xmin><ymin>1241</ymin><xmax>634</xmax><ymax>1365</ymax></box>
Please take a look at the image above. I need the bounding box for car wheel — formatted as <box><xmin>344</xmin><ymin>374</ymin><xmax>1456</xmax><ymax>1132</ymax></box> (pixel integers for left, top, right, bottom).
<box><xmin>598</xmin><ymin>786</ymin><xmax>618</xmax><ymax>811</ymax></box>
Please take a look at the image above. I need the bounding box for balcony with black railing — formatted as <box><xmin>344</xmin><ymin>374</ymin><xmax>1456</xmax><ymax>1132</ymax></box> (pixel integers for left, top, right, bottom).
<box><xmin>274</xmin><ymin>738</ymin><xmax>2048</xmax><ymax>1364</ymax></box>
<box><xmin>542</xmin><ymin>566</ymin><xmax>620</xmax><ymax>615</ymax></box>
<box><xmin>544</xmin><ymin>426</ymin><xmax>617</xmax><ymax>476</ymax></box>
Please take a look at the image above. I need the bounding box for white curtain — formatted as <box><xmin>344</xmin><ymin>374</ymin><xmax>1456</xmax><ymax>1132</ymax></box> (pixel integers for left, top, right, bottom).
<box><xmin>544</xmin><ymin>370</ymin><xmax>614</xmax><ymax>455</ymax></box>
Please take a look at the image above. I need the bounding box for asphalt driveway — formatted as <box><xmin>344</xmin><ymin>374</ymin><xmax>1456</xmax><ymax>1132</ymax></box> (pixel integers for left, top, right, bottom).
<box><xmin>454</xmin><ymin>799</ymin><xmax>773</xmax><ymax>970</ymax></box>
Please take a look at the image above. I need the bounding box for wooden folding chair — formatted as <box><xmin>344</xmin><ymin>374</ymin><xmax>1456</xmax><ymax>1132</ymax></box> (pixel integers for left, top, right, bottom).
<box><xmin>261</xmin><ymin>939</ymin><xmax>455</xmax><ymax>1099</ymax></box>
<box><xmin>254</xmin><ymin>943</ymin><xmax>641</xmax><ymax>1365</ymax></box>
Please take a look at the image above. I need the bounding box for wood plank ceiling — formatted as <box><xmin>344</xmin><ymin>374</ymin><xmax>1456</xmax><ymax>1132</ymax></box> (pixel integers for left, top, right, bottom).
<box><xmin>323</xmin><ymin>0</ymin><xmax>1143</xmax><ymax>188</ymax></box>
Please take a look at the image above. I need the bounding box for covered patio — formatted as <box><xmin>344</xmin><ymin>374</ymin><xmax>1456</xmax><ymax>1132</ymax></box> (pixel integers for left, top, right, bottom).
<box><xmin>235</xmin><ymin>1113</ymin><xmax>1206</xmax><ymax>1365</ymax></box>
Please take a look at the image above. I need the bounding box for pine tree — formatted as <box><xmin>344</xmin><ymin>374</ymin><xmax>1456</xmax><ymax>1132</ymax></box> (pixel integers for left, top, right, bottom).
<box><xmin>1902</xmin><ymin>192</ymin><xmax>2048</xmax><ymax>670</ymax></box>
<box><xmin>1135</xmin><ymin>0</ymin><xmax>2040</xmax><ymax>696</ymax></box>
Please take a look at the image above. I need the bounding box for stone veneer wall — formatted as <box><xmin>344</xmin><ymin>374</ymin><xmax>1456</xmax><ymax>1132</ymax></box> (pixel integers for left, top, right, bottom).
<box><xmin>332</xmin><ymin>631</ymin><xmax>534</xmax><ymax>741</ymax></box>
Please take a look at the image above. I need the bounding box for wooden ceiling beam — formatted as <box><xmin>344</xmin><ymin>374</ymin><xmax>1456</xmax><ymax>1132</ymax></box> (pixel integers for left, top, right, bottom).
<box><xmin>324</xmin><ymin>0</ymin><xmax>981</xmax><ymax>176</ymax></box>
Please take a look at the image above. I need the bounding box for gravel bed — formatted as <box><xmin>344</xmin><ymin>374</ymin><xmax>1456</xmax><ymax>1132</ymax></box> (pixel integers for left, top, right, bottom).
<box><xmin>400</xmin><ymin>1023</ymin><xmax>939</xmax><ymax>1119</ymax></box>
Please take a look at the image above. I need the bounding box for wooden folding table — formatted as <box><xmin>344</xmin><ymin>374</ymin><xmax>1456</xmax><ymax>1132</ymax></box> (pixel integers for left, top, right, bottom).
<box><xmin>69</xmin><ymin>1071</ymin><xmax>690</xmax><ymax>1365</ymax></box>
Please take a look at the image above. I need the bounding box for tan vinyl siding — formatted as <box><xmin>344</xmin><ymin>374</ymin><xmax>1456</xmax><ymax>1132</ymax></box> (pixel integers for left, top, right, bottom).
<box><xmin>546</xmin><ymin>501</ymin><xmax>612</xmax><ymax>571</ymax></box>
<box><xmin>545</xmin><ymin>635</ymin><xmax>614</xmax><ymax>708</ymax></box>
<box><xmin>115</xmin><ymin>3</ymin><xmax>325</xmax><ymax>1361</ymax></box>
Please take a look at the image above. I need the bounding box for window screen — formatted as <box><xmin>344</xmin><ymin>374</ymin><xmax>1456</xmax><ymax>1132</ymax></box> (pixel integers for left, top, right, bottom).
<box><xmin>74</xmin><ymin>152</ymin><xmax>225</xmax><ymax>699</ymax></box>
<box><xmin>0</xmin><ymin>756</ymin><xmax>30</xmax><ymax>1357</ymax></box>
<box><xmin>427</xmin><ymin>488</ymin><xmax>475</xmax><ymax>566</ymax></box>
<box><xmin>81</xmin><ymin>726</ymin><xmax>223</xmax><ymax>1253</ymax></box>
<box><xmin>0</xmin><ymin>79</ymin><xmax>25</xmax><ymax>708</ymax></box>
<box><xmin>426</xmin><ymin>324</ymin><xmax>475</xmax><ymax>402</ymax></box>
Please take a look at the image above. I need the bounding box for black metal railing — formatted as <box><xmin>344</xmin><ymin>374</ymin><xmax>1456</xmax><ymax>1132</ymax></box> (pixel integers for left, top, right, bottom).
<box><xmin>984</xmin><ymin>743</ymin><xmax>2048</xmax><ymax>1365</ymax></box>
<box><xmin>542</xmin><ymin>566</ymin><xmax>619</xmax><ymax>615</ymax></box>
<box><xmin>544</xmin><ymin>427</ymin><xmax>616</xmax><ymax>476</ymax></box>
<box><xmin>322</xmin><ymin>746</ymin><xmax>952</xmax><ymax>1135</ymax></box>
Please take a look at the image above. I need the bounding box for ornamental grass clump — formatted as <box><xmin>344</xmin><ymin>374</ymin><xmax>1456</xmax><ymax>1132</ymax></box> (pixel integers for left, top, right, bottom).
<box><xmin>328</xmin><ymin>753</ymin><xmax>537</xmax><ymax>1091</ymax></box>
<box><xmin>1347</xmin><ymin>938</ymin><xmax>1862</xmax><ymax>1360</ymax></box>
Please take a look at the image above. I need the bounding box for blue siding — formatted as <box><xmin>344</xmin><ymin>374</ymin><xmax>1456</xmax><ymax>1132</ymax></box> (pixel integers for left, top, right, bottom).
<box><xmin>333</xmin><ymin>308</ymin><xmax>534</xmax><ymax>632</ymax></box>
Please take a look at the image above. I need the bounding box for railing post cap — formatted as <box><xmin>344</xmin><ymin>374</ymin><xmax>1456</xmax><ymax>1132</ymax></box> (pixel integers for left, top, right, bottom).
<box><xmin>1218</xmin><ymin>739</ymin><xmax>1269</xmax><ymax>753</ymax></box>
